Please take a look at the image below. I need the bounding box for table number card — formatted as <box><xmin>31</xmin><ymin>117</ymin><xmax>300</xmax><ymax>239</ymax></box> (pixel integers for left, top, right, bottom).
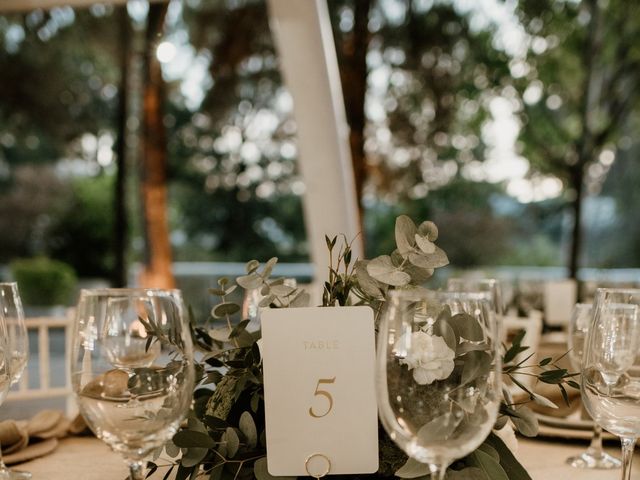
<box><xmin>261</xmin><ymin>306</ymin><xmax>379</xmax><ymax>477</ymax></box>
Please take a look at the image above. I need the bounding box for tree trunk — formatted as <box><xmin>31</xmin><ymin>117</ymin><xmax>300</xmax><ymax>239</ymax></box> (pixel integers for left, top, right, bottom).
<box><xmin>568</xmin><ymin>165</ymin><xmax>584</xmax><ymax>279</ymax></box>
<box><xmin>339</xmin><ymin>0</ymin><xmax>371</xmax><ymax>218</ymax></box>
<box><xmin>112</xmin><ymin>6</ymin><xmax>130</xmax><ymax>288</ymax></box>
<box><xmin>568</xmin><ymin>0</ymin><xmax>600</xmax><ymax>280</ymax></box>
<box><xmin>138</xmin><ymin>3</ymin><xmax>175</xmax><ymax>289</ymax></box>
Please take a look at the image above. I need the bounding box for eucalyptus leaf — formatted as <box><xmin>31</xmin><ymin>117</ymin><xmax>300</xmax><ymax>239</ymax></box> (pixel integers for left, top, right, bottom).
<box><xmin>417</xmin><ymin>220</ymin><xmax>438</xmax><ymax>241</ymax></box>
<box><xmin>394</xmin><ymin>457</ymin><xmax>430</xmax><ymax>479</ymax></box>
<box><xmin>460</xmin><ymin>350</ymin><xmax>492</xmax><ymax>384</ymax></box>
<box><xmin>259</xmin><ymin>294</ymin><xmax>276</xmax><ymax>308</ymax></box>
<box><xmin>414</xmin><ymin>234</ymin><xmax>436</xmax><ymax>254</ymax></box>
<box><xmin>434</xmin><ymin>317</ymin><xmax>457</xmax><ymax>351</ymax></box>
<box><xmin>355</xmin><ymin>260</ymin><xmax>384</xmax><ymax>298</ymax></box>
<box><xmin>212</xmin><ymin>302</ymin><xmax>240</xmax><ymax>319</ymax></box>
<box><xmin>407</xmin><ymin>247</ymin><xmax>449</xmax><ymax>270</ymax></box>
<box><xmin>395</xmin><ymin>215</ymin><xmax>417</xmax><ymax>256</ymax></box>
<box><xmin>239</xmin><ymin>412</ymin><xmax>258</xmax><ymax>448</ymax></box>
<box><xmin>225</xmin><ymin>427</ymin><xmax>240</xmax><ymax>458</ymax></box>
<box><xmin>165</xmin><ymin>440</ymin><xmax>180</xmax><ymax>458</ymax></box>
<box><xmin>245</xmin><ymin>260</ymin><xmax>260</xmax><ymax>274</ymax></box>
<box><xmin>449</xmin><ymin>313</ymin><xmax>484</xmax><ymax>341</ymax></box>
<box><xmin>253</xmin><ymin>457</ymin><xmax>296</xmax><ymax>480</ymax></box>
<box><xmin>208</xmin><ymin>327</ymin><xmax>230</xmax><ymax>343</ymax></box>
<box><xmin>237</xmin><ymin>273</ymin><xmax>263</xmax><ymax>290</ymax></box>
<box><xmin>209</xmin><ymin>464</ymin><xmax>224</xmax><ymax>480</ymax></box>
<box><xmin>208</xmin><ymin>288</ymin><xmax>226</xmax><ymax>296</ymax></box>
<box><xmin>187</xmin><ymin>416</ymin><xmax>209</xmax><ymax>434</ymax></box>
<box><xmin>173</xmin><ymin>430</ymin><xmax>215</xmax><ymax>449</ymax></box>
<box><xmin>270</xmin><ymin>284</ymin><xmax>296</xmax><ymax>297</ymax></box>
<box><xmin>484</xmin><ymin>433</ymin><xmax>533</xmax><ymax>480</ymax></box>
<box><xmin>404</xmin><ymin>263</ymin><xmax>435</xmax><ymax>284</ymax></box>
<box><xmin>510</xmin><ymin>406</ymin><xmax>539</xmax><ymax>437</ymax></box>
<box><xmin>467</xmin><ymin>449</ymin><xmax>509</xmax><ymax>480</ymax></box>
<box><xmin>290</xmin><ymin>291</ymin><xmax>311</xmax><ymax>307</ymax></box>
<box><xmin>261</xmin><ymin>257</ymin><xmax>278</xmax><ymax>279</ymax></box>
<box><xmin>417</xmin><ymin>413</ymin><xmax>460</xmax><ymax>443</ymax></box>
<box><xmin>477</xmin><ymin>442</ymin><xmax>500</xmax><ymax>461</ymax></box>
<box><xmin>180</xmin><ymin>447</ymin><xmax>209</xmax><ymax>468</ymax></box>
<box><xmin>446</xmin><ymin>467</ymin><xmax>486</xmax><ymax>479</ymax></box>
<box><xmin>367</xmin><ymin>255</ymin><xmax>411</xmax><ymax>287</ymax></box>
<box><xmin>235</xmin><ymin>329</ymin><xmax>256</xmax><ymax>348</ymax></box>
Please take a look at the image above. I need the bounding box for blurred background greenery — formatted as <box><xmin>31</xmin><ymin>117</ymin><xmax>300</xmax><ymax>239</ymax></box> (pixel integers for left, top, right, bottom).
<box><xmin>0</xmin><ymin>0</ymin><xmax>638</xmax><ymax>312</ymax></box>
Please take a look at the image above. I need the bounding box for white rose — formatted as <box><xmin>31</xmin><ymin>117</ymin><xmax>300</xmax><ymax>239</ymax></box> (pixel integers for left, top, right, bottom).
<box><xmin>395</xmin><ymin>331</ymin><xmax>455</xmax><ymax>385</ymax></box>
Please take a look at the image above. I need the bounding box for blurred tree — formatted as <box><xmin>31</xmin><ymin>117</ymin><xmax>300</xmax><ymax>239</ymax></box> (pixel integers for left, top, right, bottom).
<box><xmin>166</xmin><ymin>0</ymin><xmax>309</xmax><ymax>262</ymax></box>
<box><xmin>45</xmin><ymin>174</ymin><xmax>115</xmax><ymax>278</ymax></box>
<box><xmin>365</xmin><ymin>177</ymin><xmax>514</xmax><ymax>267</ymax></box>
<box><xmin>0</xmin><ymin>7</ymin><xmax>119</xmax><ymax>165</ymax></box>
<box><xmin>512</xmin><ymin>0</ymin><xmax>640</xmax><ymax>277</ymax></box>
<box><xmin>0</xmin><ymin>165</ymin><xmax>68</xmax><ymax>261</ymax></box>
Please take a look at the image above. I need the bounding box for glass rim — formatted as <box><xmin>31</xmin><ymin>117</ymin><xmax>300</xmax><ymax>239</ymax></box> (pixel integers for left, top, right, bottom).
<box><xmin>78</xmin><ymin>287</ymin><xmax>182</xmax><ymax>298</ymax></box>
<box><xmin>387</xmin><ymin>288</ymin><xmax>491</xmax><ymax>302</ymax></box>
<box><xmin>447</xmin><ymin>277</ymin><xmax>499</xmax><ymax>286</ymax></box>
<box><xmin>595</xmin><ymin>287</ymin><xmax>640</xmax><ymax>296</ymax></box>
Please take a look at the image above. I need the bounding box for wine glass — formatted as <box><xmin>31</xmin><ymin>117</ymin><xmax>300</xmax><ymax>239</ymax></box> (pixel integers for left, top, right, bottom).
<box><xmin>71</xmin><ymin>289</ymin><xmax>195</xmax><ymax>480</ymax></box>
<box><xmin>566</xmin><ymin>303</ymin><xmax>621</xmax><ymax>469</ymax></box>
<box><xmin>446</xmin><ymin>278</ymin><xmax>504</xmax><ymax>316</ymax></box>
<box><xmin>0</xmin><ymin>283</ymin><xmax>31</xmax><ymax>480</ymax></box>
<box><xmin>377</xmin><ymin>289</ymin><xmax>502</xmax><ymax>479</ymax></box>
<box><xmin>581</xmin><ymin>288</ymin><xmax>640</xmax><ymax>480</ymax></box>
<box><xmin>241</xmin><ymin>278</ymin><xmax>297</xmax><ymax>331</ymax></box>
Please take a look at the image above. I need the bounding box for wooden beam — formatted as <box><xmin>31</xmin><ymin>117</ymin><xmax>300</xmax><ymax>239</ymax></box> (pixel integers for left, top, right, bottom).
<box><xmin>267</xmin><ymin>0</ymin><xmax>363</xmax><ymax>282</ymax></box>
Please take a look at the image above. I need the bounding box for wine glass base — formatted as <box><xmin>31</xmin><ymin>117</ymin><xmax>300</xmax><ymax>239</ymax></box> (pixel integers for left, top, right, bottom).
<box><xmin>0</xmin><ymin>469</ymin><xmax>32</xmax><ymax>480</ymax></box>
<box><xmin>566</xmin><ymin>451</ymin><xmax>622</xmax><ymax>469</ymax></box>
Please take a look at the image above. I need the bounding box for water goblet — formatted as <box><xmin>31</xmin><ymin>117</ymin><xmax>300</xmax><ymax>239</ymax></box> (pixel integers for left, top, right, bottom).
<box><xmin>446</xmin><ymin>277</ymin><xmax>504</xmax><ymax>316</ymax></box>
<box><xmin>0</xmin><ymin>283</ymin><xmax>30</xmax><ymax>480</ymax></box>
<box><xmin>566</xmin><ymin>302</ymin><xmax>621</xmax><ymax>469</ymax></box>
<box><xmin>377</xmin><ymin>289</ymin><xmax>502</xmax><ymax>479</ymax></box>
<box><xmin>71</xmin><ymin>289</ymin><xmax>195</xmax><ymax>480</ymax></box>
<box><xmin>581</xmin><ymin>288</ymin><xmax>640</xmax><ymax>480</ymax></box>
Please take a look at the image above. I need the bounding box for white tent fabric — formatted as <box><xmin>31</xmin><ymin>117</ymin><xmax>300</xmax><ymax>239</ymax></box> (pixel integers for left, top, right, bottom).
<box><xmin>267</xmin><ymin>0</ymin><xmax>363</xmax><ymax>280</ymax></box>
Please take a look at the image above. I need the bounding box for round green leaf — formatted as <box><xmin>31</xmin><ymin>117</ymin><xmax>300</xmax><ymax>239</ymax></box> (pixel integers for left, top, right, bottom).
<box><xmin>239</xmin><ymin>411</ymin><xmax>258</xmax><ymax>448</ymax></box>
<box><xmin>225</xmin><ymin>427</ymin><xmax>239</xmax><ymax>458</ymax></box>
<box><xmin>212</xmin><ymin>302</ymin><xmax>240</xmax><ymax>318</ymax></box>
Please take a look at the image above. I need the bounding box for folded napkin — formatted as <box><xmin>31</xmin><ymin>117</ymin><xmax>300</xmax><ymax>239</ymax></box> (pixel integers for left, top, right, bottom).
<box><xmin>0</xmin><ymin>410</ymin><xmax>77</xmax><ymax>465</ymax></box>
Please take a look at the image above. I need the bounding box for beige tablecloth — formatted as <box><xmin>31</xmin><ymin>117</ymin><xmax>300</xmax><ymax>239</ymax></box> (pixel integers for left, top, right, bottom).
<box><xmin>16</xmin><ymin>435</ymin><xmax>640</xmax><ymax>479</ymax></box>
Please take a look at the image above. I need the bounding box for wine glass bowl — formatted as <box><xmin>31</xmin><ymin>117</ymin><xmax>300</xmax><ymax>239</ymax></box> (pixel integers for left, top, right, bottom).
<box><xmin>0</xmin><ymin>283</ymin><xmax>31</xmax><ymax>480</ymax></box>
<box><xmin>71</xmin><ymin>289</ymin><xmax>195</xmax><ymax>480</ymax></box>
<box><xmin>377</xmin><ymin>290</ymin><xmax>502</xmax><ymax>479</ymax></box>
<box><xmin>446</xmin><ymin>277</ymin><xmax>504</xmax><ymax>316</ymax></box>
<box><xmin>581</xmin><ymin>288</ymin><xmax>640</xmax><ymax>479</ymax></box>
<box><xmin>565</xmin><ymin>303</ymin><xmax>621</xmax><ymax>469</ymax></box>
<box><xmin>0</xmin><ymin>283</ymin><xmax>28</xmax><ymax>387</ymax></box>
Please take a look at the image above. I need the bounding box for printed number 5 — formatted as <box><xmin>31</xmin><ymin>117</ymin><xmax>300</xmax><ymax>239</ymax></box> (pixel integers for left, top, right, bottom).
<box><xmin>309</xmin><ymin>377</ymin><xmax>336</xmax><ymax>418</ymax></box>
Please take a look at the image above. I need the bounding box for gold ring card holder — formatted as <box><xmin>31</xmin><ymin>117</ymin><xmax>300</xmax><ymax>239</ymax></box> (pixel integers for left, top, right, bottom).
<box><xmin>305</xmin><ymin>453</ymin><xmax>331</xmax><ymax>478</ymax></box>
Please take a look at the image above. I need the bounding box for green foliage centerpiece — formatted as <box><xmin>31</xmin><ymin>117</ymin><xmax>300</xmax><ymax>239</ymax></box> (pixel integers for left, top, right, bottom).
<box><xmin>153</xmin><ymin>215</ymin><xmax>576</xmax><ymax>480</ymax></box>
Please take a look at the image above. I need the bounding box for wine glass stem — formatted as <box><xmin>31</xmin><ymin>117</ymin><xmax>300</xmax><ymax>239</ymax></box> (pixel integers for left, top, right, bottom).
<box><xmin>129</xmin><ymin>461</ymin><xmax>145</xmax><ymax>480</ymax></box>
<box><xmin>620</xmin><ymin>436</ymin><xmax>636</xmax><ymax>480</ymax></box>
<box><xmin>0</xmin><ymin>444</ymin><xmax>8</xmax><ymax>472</ymax></box>
<box><xmin>587</xmin><ymin>424</ymin><xmax>604</xmax><ymax>456</ymax></box>
<box><xmin>428</xmin><ymin>463</ymin><xmax>448</xmax><ymax>480</ymax></box>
